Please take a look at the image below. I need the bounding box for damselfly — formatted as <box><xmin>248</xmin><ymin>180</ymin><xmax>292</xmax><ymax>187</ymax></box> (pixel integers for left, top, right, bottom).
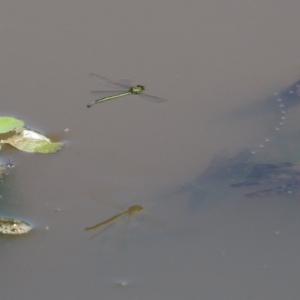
<box><xmin>87</xmin><ymin>73</ymin><xmax>167</xmax><ymax>107</ymax></box>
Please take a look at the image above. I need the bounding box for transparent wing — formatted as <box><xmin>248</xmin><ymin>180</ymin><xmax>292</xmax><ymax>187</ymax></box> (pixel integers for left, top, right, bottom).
<box><xmin>89</xmin><ymin>73</ymin><xmax>167</xmax><ymax>103</ymax></box>
<box><xmin>86</xmin><ymin>219</ymin><xmax>119</xmax><ymax>241</ymax></box>
<box><xmin>89</xmin><ymin>73</ymin><xmax>130</xmax><ymax>89</ymax></box>
<box><xmin>114</xmin><ymin>214</ymin><xmax>130</xmax><ymax>251</ymax></box>
<box><xmin>139</xmin><ymin>93</ymin><xmax>168</xmax><ymax>103</ymax></box>
<box><xmin>119</xmin><ymin>79</ymin><xmax>132</xmax><ymax>87</ymax></box>
<box><xmin>91</xmin><ymin>90</ymin><xmax>126</xmax><ymax>93</ymax></box>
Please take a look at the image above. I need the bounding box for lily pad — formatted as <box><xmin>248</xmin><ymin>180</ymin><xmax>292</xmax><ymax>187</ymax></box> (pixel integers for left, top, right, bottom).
<box><xmin>0</xmin><ymin>116</ymin><xmax>24</xmax><ymax>134</ymax></box>
<box><xmin>0</xmin><ymin>218</ymin><xmax>32</xmax><ymax>235</ymax></box>
<box><xmin>1</xmin><ymin>128</ymin><xmax>63</xmax><ymax>153</ymax></box>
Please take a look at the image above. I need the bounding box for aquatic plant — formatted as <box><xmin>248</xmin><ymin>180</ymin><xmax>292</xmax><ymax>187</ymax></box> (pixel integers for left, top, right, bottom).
<box><xmin>0</xmin><ymin>116</ymin><xmax>63</xmax><ymax>153</ymax></box>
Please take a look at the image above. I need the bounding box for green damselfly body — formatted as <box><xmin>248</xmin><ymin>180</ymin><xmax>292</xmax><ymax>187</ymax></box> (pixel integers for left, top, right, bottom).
<box><xmin>87</xmin><ymin>74</ymin><xmax>167</xmax><ymax>107</ymax></box>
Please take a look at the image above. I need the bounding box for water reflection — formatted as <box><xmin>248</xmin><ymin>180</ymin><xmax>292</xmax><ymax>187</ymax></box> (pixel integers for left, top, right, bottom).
<box><xmin>85</xmin><ymin>204</ymin><xmax>143</xmax><ymax>231</ymax></box>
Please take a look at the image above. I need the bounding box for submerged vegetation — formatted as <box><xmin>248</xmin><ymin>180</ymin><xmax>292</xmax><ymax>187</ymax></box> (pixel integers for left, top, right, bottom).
<box><xmin>0</xmin><ymin>217</ymin><xmax>31</xmax><ymax>235</ymax></box>
<box><xmin>0</xmin><ymin>162</ymin><xmax>6</xmax><ymax>179</ymax></box>
<box><xmin>184</xmin><ymin>149</ymin><xmax>300</xmax><ymax>200</ymax></box>
<box><xmin>180</xmin><ymin>77</ymin><xmax>300</xmax><ymax>206</ymax></box>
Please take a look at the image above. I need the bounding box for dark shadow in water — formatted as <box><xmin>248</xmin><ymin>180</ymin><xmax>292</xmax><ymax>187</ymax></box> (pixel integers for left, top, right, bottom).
<box><xmin>177</xmin><ymin>77</ymin><xmax>300</xmax><ymax>211</ymax></box>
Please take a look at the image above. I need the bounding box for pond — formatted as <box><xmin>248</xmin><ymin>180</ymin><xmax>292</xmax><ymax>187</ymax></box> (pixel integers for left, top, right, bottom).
<box><xmin>1</xmin><ymin>1</ymin><xmax>300</xmax><ymax>299</ymax></box>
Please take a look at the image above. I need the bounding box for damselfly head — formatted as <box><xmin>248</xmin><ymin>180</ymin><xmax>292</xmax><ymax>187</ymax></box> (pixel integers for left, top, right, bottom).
<box><xmin>130</xmin><ymin>85</ymin><xmax>145</xmax><ymax>94</ymax></box>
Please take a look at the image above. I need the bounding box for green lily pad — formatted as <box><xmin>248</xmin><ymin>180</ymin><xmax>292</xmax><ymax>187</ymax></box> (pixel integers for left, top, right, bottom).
<box><xmin>0</xmin><ymin>116</ymin><xmax>24</xmax><ymax>134</ymax></box>
<box><xmin>1</xmin><ymin>128</ymin><xmax>63</xmax><ymax>153</ymax></box>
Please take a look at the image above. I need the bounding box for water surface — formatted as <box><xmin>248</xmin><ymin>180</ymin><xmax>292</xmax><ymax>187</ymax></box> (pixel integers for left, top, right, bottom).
<box><xmin>1</xmin><ymin>1</ymin><xmax>300</xmax><ymax>299</ymax></box>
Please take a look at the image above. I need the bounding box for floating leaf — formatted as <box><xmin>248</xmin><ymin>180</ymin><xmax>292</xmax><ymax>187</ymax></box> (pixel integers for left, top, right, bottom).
<box><xmin>0</xmin><ymin>116</ymin><xmax>24</xmax><ymax>134</ymax></box>
<box><xmin>0</xmin><ymin>218</ymin><xmax>32</xmax><ymax>235</ymax></box>
<box><xmin>2</xmin><ymin>128</ymin><xmax>63</xmax><ymax>153</ymax></box>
